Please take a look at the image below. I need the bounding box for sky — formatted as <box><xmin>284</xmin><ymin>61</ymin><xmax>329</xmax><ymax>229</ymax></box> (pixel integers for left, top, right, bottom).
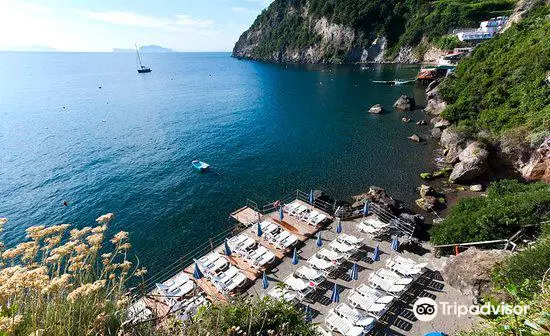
<box><xmin>0</xmin><ymin>0</ymin><xmax>272</xmax><ymax>52</ymax></box>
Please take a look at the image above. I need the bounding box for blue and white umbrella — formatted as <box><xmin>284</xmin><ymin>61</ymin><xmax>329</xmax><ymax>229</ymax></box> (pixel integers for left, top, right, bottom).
<box><xmin>371</xmin><ymin>245</ymin><xmax>380</xmax><ymax>262</ymax></box>
<box><xmin>316</xmin><ymin>232</ymin><xmax>323</xmax><ymax>248</ymax></box>
<box><xmin>309</xmin><ymin>190</ymin><xmax>314</xmax><ymax>205</ymax></box>
<box><xmin>304</xmin><ymin>304</ymin><xmax>312</xmax><ymax>323</ymax></box>
<box><xmin>279</xmin><ymin>206</ymin><xmax>284</xmax><ymax>221</ymax></box>
<box><xmin>193</xmin><ymin>262</ymin><xmax>204</xmax><ymax>280</ymax></box>
<box><xmin>336</xmin><ymin>218</ymin><xmax>342</xmax><ymax>234</ymax></box>
<box><xmin>262</xmin><ymin>271</ymin><xmax>269</xmax><ymax>289</ymax></box>
<box><xmin>224</xmin><ymin>239</ymin><xmax>232</xmax><ymax>256</ymax></box>
<box><xmin>257</xmin><ymin>222</ymin><xmax>263</xmax><ymax>237</ymax></box>
<box><xmin>292</xmin><ymin>248</ymin><xmax>299</xmax><ymax>265</ymax></box>
<box><xmin>331</xmin><ymin>283</ymin><xmax>340</xmax><ymax>304</ymax></box>
<box><xmin>391</xmin><ymin>236</ymin><xmax>400</xmax><ymax>252</ymax></box>
<box><xmin>363</xmin><ymin>201</ymin><xmax>369</xmax><ymax>216</ymax></box>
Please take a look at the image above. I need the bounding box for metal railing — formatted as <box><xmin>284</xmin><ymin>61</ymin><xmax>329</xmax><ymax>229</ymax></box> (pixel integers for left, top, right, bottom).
<box><xmin>368</xmin><ymin>202</ymin><xmax>415</xmax><ymax>238</ymax></box>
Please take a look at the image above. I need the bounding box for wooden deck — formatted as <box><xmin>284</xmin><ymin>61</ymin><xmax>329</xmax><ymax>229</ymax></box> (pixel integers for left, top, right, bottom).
<box><xmin>230</xmin><ymin>206</ymin><xmax>261</xmax><ymax>226</ymax></box>
<box><xmin>269</xmin><ymin>200</ymin><xmax>333</xmax><ymax>237</ymax></box>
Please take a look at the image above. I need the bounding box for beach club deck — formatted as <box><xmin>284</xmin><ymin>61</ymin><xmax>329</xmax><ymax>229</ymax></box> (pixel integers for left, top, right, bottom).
<box><xmin>129</xmin><ymin>190</ymin><xmax>476</xmax><ymax>335</ymax></box>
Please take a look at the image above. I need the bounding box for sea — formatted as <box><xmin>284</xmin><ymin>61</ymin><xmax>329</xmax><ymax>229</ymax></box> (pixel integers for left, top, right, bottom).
<box><xmin>0</xmin><ymin>52</ymin><xmax>436</xmax><ymax>276</ymax></box>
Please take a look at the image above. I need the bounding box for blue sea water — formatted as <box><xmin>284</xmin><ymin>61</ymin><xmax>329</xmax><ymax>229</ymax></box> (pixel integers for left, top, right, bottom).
<box><xmin>0</xmin><ymin>52</ymin><xmax>435</xmax><ymax>275</ymax></box>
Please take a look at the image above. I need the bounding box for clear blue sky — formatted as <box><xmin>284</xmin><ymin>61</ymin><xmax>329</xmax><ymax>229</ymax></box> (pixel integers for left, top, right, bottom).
<box><xmin>0</xmin><ymin>0</ymin><xmax>272</xmax><ymax>51</ymax></box>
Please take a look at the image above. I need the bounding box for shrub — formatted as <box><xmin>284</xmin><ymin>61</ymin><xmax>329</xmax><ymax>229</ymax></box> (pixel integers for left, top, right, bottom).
<box><xmin>430</xmin><ymin>180</ymin><xmax>550</xmax><ymax>245</ymax></box>
<box><xmin>0</xmin><ymin>215</ymin><xmax>145</xmax><ymax>336</ymax></box>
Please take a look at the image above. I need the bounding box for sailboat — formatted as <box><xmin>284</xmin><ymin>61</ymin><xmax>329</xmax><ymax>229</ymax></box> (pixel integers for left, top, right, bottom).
<box><xmin>135</xmin><ymin>44</ymin><xmax>151</xmax><ymax>73</ymax></box>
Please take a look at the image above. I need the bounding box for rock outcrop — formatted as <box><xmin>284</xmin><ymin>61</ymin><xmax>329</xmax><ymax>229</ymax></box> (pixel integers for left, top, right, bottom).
<box><xmin>441</xmin><ymin>248</ymin><xmax>509</xmax><ymax>299</ymax></box>
<box><xmin>521</xmin><ymin>137</ymin><xmax>550</xmax><ymax>182</ymax></box>
<box><xmin>425</xmin><ymin>83</ymin><xmax>447</xmax><ymax>115</ymax></box>
<box><xmin>393</xmin><ymin>95</ymin><xmax>416</xmax><ymax>111</ymax></box>
<box><xmin>449</xmin><ymin>142</ymin><xmax>490</xmax><ymax>182</ymax></box>
<box><xmin>368</xmin><ymin>104</ymin><xmax>384</xmax><ymax>114</ymax></box>
<box><xmin>440</xmin><ymin>127</ymin><xmax>469</xmax><ymax>164</ymax></box>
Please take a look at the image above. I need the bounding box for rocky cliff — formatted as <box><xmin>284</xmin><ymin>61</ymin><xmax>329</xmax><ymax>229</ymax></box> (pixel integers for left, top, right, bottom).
<box><xmin>233</xmin><ymin>0</ymin><xmax>514</xmax><ymax>64</ymax></box>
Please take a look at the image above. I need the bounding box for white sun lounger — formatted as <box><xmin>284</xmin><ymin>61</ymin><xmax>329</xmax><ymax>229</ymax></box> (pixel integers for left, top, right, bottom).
<box><xmin>271</xmin><ymin>230</ymin><xmax>298</xmax><ymax>249</ymax></box>
<box><xmin>387</xmin><ymin>259</ymin><xmax>424</xmax><ymax>277</ymax></box>
<box><xmin>356</xmin><ymin>284</ymin><xmax>394</xmax><ymax>305</ymax></box>
<box><xmin>329</xmin><ymin>240</ymin><xmax>358</xmax><ymax>254</ymax></box>
<box><xmin>283</xmin><ymin>201</ymin><xmax>301</xmax><ymax>214</ymax></box>
<box><xmin>197</xmin><ymin>252</ymin><xmax>228</xmax><ymax>274</ymax></box>
<box><xmin>348</xmin><ymin>290</ymin><xmax>390</xmax><ymax>318</ymax></box>
<box><xmin>334</xmin><ymin>303</ymin><xmax>376</xmax><ymax>328</ymax></box>
<box><xmin>268</xmin><ymin>286</ymin><xmax>297</xmax><ymax>302</ymax></box>
<box><xmin>295</xmin><ymin>266</ymin><xmax>326</xmax><ymax>285</ymax></box>
<box><xmin>228</xmin><ymin>234</ymin><xmax>256</xmax><ymax>253</ymax></box>
<box><xmin>356</xmin><ymin>222</ymin><xmax>386</xmax><ymax>239</ymax></box>
<box><xmin>337</xmin><ymin>233</ymin><xmax>364</xmax><ymax>246</ymax></box>
<box><xmin>291</xmin><ymin>205</ymin><xmax>308</xmax><ymax>217</ymax></box>
<box><xmin>368</xmin><ymin>273</ymin><xmax>406</xmax><ymax>297</ymax></box>
<box><xmin>392</xmin><ymin>255</ymin><xmax>429</xmax><ymax>269</ymax></box>
<box><xmin>307</xmin><ymin>255</ymin><xmax>337</xmax><ymax>273</ymax></box>
<box><xmin>325</xmin><ymin>310</ymin><xmax>366</xmax><ymax>336</ymax></box>
<box><xmin>283</xmin><ymin>274</ymin><xmax>315</xmax><ymax>300</ymax></box>
<box><xmin>363</xmin><ymin>217</ymin><xmax>391</xmax><ymax>229</ymax></box>
<box><xmin>318</xmin><ymin>248</ymin><xmax>347</xmax><ymax>263</ymax></box>
<box><xmin>255</xmin><ymin>220</ymin><xmax>279</xmax><ymax>236</ymax></box>
<box><xmin>301</xmin><ymin>210</ymin><xmax>320</xmax><ymax>222</ymax></box>
<box><xmin>375</xmin><ymin>269</ymin><xmax>414</xmax><ymax>285</ymax></box>
<box><xmin>212</xmin><ymin>266</ymin><xmax>247</xmax><ymax>293</ymax></box>
<box><xmin>246</xmin><ymin>245</ymin><xmax>276</xmax><ymax>268</ymax></box>
<box><xmin>127</xmin><ymin>299</ymin><xmax>152</xmax><ymax>323</ymax></box>
<box><xmin>155</xmin><ymin>272</ymin><xmax>193</xmax><ymax>300</ymax></box>
<box><xmin>308</xmin><ymin>213</ymin><xmax>327</xmax><ymax>226</ymax></box>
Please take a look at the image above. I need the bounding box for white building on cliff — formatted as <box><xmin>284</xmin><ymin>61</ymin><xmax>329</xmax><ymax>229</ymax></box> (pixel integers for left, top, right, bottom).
<box><xmin>455</xmin><ymin>16</ymin><xmax>508</xmax><ymax>41</ymax></box>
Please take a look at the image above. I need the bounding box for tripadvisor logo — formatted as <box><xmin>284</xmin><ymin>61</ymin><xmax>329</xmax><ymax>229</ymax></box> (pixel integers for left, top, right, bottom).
<box><xmin>412</xmin><ymin>297</ymin><xmax>529</xmax><ymax>321</ymax></box>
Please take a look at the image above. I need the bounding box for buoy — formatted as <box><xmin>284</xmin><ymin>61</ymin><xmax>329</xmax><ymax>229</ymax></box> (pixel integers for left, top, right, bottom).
<box><xmin>98</xmin><ymin>86</ymin><xmax>102</xmax><ymax>89</ymax></box>
<box><xmin>62</xmin><ymin>106</ymin><xmax>66</xmax><ymax>109</ymax></box>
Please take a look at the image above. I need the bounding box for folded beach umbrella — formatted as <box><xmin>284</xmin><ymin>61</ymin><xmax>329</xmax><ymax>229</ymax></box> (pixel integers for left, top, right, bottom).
<box><xmin>336</xmin><ymin>218</ymin><xmax>342</xmax><ymax>234</ymax></box>
<box><xmin>257</xmin><ymin>222</ymin><xmax>263</xmax><ymax>237</ymax></box>
<box><xmin>316</xmin><ymin>232</ymin><xmax>323</xmax><ymax>248</ymax></box>
<box><xmin>351</xmin><ymin>262</ymin><xmax>359</xmax><ymax>281</ymax></box>
<box><xmin>304</xmin><ymin>304</ymin><xmax>312</xmax><ymax>323</ymax></box>
<box><xmin>363</xmin><ymin>201</ymin><xmax>369</xmax><ymax>216</ymax></box>
<box><xmin>309</xmin><ymin>190</ymin><xmax>314</xmax><ymax>205</ymax></box>
<box><xmin>224</xmin><ymin>239</ymin><xmax>232</xmax><ymax>256</ymax></box>
<box><xmin>279</xmin><ymin>206</ymin><xmax>284</xmax><ymax>221</ymax></box>
<box><xmin>262</xmin><ymin>271</ymin><xmax>269</xmax><ymax>289</ymax></box>
<box><xmin>331</xmin><ymin>283</ymin><xmax>340</xmax><ymax>304</ymax></box>
<box><xmin>292</xmin><ymin>248</ymin><xmax>299</xmax><ymax>265</ymax></box>
<box><xmin>424</xmin><ymin>333</ymin><xmax>445</xmax><ymax>336</ymax></box>
<box><xmin>391</xmin><ymin>236</ymin><xmax>400</xmax><ymax>252</ymax></box>
<box><xmin>371</xmin><ymin>245</ymin><xmax>380</xmax><ymax>262</ymax></box>
<box><xmin>193</xmin><ymin>262</ymin><xmax>203</xmax><ymax>280</ymax></box>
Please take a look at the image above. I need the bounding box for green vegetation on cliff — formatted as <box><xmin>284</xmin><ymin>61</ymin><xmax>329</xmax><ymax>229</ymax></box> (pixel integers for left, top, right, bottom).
<box><xmin>440</xmin><ymin>5</ymin><xmax>550</xmax><ymax>139</ymax></box>
<box><xmin>235</xmin><ymin>0</ymin><xmax>515</xmax><ymax>62</ymax></box>
<box><xmin>430</xmin><ymin>179</ymin><xmax>550</xmax><ymax>245</ymax></box>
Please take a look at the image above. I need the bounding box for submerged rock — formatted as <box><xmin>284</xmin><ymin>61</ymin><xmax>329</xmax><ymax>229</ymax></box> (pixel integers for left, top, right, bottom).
<box><xmin>449</xmin><ymin>142</ymin><xmax>490</xmax><ymax>182</ymax></box>
<box><xmin>416</xmin><ymin>120</ymin><xmax>427</xmax><ymax>126</ymax></box>
<box><xmin>368</xmin><ymin>104</ymin><xmax>384</xmax><ymax>114</ymax></box>
<box><xmin>393</xmin><ymin>95</ymin><xmax>416</xmax><ymax>111</ymax></box>
<box><xmin>408</xmin><ymin>134</ymin><xmax>421</xmax><ymax>142</ymax></box>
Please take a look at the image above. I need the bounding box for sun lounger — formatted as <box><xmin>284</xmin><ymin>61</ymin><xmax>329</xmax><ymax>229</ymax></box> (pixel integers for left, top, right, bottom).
<box><xmin>375</xmin><ymin>269</ymin><xmax>414</xmax><ymax>285</ymax></box>
<box><xmin>308</xmin><ymin>213</ymin><xmax>327</xmax><ymax>226</ymax></box>
<box><xmin>368</xmin><ymin>273</ymin><xmax>406</xmax><ymax>297</ymax></box>
<box><xmin>127</xmin><ymin>299</ymin><xmax>152</xmax><ymax>323</ymax></box>
<box><xmin>270</xmin><ymin>230</ymin><xmax>298</xmax><ymax>249</ymax></box>
<box><xmin>325</xmin><ymin>310</ymin><xmax>366</xmax><ymax>336</ymax></box>
<box><xmin>291</xmin><ymin>205</ymin><xmax>309</xmax><ymax>217</ymax></box>
<box><xmin>268</xmin><ymin>286</ymin><xmax>297</xmax><ymax>302</ymax></box>
<box><xmin>155</xmin><ymin>272</ymin><xmax>194</xmax><ymax>302</ymax></box>
<box><xmin>307</xmin><ymin>255</ymin><xmax>337</xmax><ymax>274</ymax></box>
<box><xmin>393</xmin><ymin>255</ymin><xmax>428</xmax><ymax>269</ymax></box>
<box><xmin>212</xmin><ymin>266</ymin><xmax>247</xmax><ymax>293</ymax></box>
<box><xmin>295</xmin><ymin>266</ymin><xmax>326</xmax><ymax>285</ymax></box>
<box><xmin>283</xmin><ymin>201</ymin><xmax>301</xmax><ymax>214</ymax></box>
<box><xmin>329</xmin><ymin>240</ymin><xmax>358</xmax><ymax>254</ymax></box>
<box><xmin>246</xmin><ymin>245</ymin><xmax>276</xmax><ymax>268</ymax></box>
<box><xmin>356</xmin><ymin>284</ymin><xmax>394</xmax><ymax>305</ymax></box>
<box><xmin>172</xmin><ymin>295</ymin><xmax>208</xmax><ymax>321</ymax></box>
<box><xmin>283</xmin><ymin>274</ymin><xmax>315</xmax><ymax>300</ymax></box>
<box><xmin>301</xmin><ymin>210</ymin><xmax>320</xmax><ymax>222</ymax></box>
<box><xmin>348</xmin><ymin>290</ymin><xmax>390</xmax><ymax>318</ymax></box>
<box><xmin>255</xmin><ymin>220</ymin><xmax>279</xmax><ymax>236</ymax></box>
<box><xmin>337</xmin><ymin>233</ymin><xmax>364</xmax><ymax>246</ymax></box>
<box><xmin>386</xmin><ymin>259</ymin><xmax>424</xmax><ymax>277</ymax></box>
<box><xmin>356</xmin><ymin>222</ymin><xmax>386</xmax><ymax>239</ymax></box>
<box><xmin>197</xmin><ymin>252</ymin><xmax>229</xmax><ymax>274</ymax></box>
<box><xmin>228</xmin><ymin>234</ymin><xmax>256</xmax><ymax>253</ymax></box>
<box><xmin>362</xmin><ymin>217</ymin><xmax>391</xmax><ymax>230</ymax></box>
<box><xmin>318</xmin><ymin>248</ymin><xmax>347</xmax><ymax>263</ymax></box>
<box><xmin>334</xmin><ymin>303</ymin><xmax>376</xmax><ymax>329</ymax></box>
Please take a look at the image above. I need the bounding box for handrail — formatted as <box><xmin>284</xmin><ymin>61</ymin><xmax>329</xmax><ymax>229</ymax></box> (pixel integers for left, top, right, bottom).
<box><xmin>432</xmin><ymin>239</ymin><xmax>509</xmax><ymax>249</ymax></box>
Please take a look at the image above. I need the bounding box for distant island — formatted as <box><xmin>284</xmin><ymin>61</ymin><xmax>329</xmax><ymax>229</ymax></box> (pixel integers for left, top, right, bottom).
<box><xmin>113</xmin><ymin>45</ymin><xmax>174</xmax><ymax>53</ymax></box>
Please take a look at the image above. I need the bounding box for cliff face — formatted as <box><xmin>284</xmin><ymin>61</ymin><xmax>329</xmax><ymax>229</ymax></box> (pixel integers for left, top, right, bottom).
<box><xmin>233</xmin><ymin>0</ymin><xmax>515</xmax><ymax>64</ymax></box>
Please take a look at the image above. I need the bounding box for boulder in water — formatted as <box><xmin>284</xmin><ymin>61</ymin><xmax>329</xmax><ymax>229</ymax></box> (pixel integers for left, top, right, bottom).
<box><xmin>408</xmin><ymin>134</ymin><xmax>421</xmax><ymax>142</ymax></box>
<box><xmin>393</xmin><ymin>95</ymin><xmax>416</xmax><ymax>111</ymax></box>
<box><xmin>368</xmin><ymin>104</ymin><xmax>384</xmax><ymax>114</ymax></box>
